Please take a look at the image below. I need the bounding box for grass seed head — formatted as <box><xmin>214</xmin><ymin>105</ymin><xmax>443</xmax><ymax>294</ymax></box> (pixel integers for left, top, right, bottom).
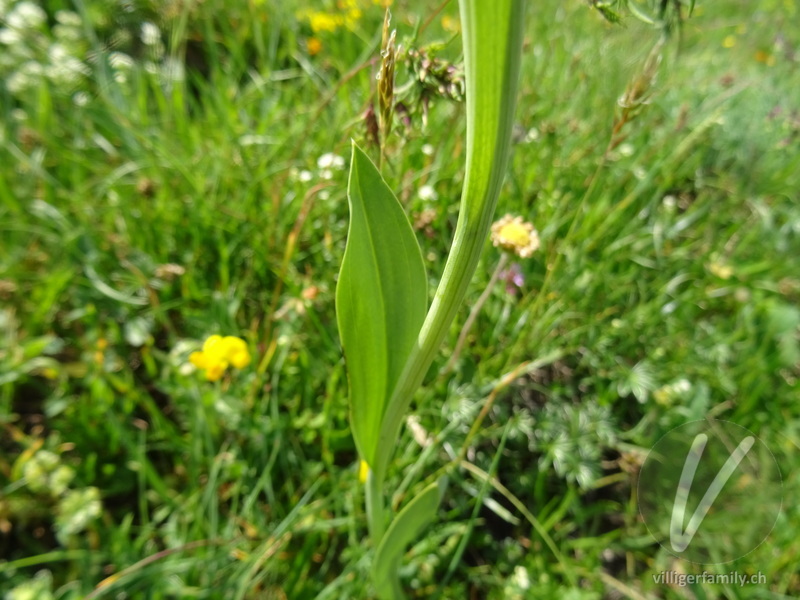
<box><xmin>378</xmin><ymin>9</ymin><xmax>397</xmax><ymax>143</ymax></box>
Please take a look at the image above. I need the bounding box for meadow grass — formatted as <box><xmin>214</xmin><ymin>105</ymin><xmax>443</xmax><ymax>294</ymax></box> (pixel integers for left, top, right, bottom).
<box><xmin>1</xmin><ymin>0</ymin><xmax>799</xmax><ymax>598</ymax></box>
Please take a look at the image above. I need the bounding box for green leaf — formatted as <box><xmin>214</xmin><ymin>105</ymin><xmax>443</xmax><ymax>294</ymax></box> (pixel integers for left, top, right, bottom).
<box><xmin>336</xmin><ymin>143</ymin><xmax>427</xmax><ymax>468</ymax></box>
<box><xmin>373</xmin><ymin>477</ymin><xmax>447</xmax><ymax>597</ymax></box>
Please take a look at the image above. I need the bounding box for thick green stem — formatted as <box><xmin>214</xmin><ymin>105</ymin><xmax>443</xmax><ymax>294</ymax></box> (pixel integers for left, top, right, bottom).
<box><xmin>366</xmin><ymin>469</ymin><xmax>386</xmax><ymax>545</ymax></box>
<box><xmin>368</xmin><ymin>467</ymin><xmax>402</xmax><ymax>600</ymax></box>
<box><xmin>373</xmin><ymin>0</ymin><xmax>526</xmax><ymax>481</ymax></box>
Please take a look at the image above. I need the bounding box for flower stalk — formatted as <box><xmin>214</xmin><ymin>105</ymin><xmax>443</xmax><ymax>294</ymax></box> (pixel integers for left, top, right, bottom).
<box><xmin>372</xmin><ymin>0</ymin><xmax>526</xmax><ymax>483</ymax></box>
<box><xmin>338</xmin><ymin>2</ymin><xmax>527</xmax><ymax>597</ymax></box>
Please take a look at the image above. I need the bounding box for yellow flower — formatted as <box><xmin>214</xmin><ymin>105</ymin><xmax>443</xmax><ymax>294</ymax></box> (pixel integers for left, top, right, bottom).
<box><xmin>344</xmin><ymin>7</ymin><xmax>362</xmax><ymax>29</ymax></box>
<box><xmin>189</xmin><ymin>335</ymin><xmax>251</xmax><ymax>381</ymax></box>
<box><xmin>224</xmin><ymin>336</ymin><xmax>252</xmax><ymax>369</ymax></box>
<box><xmin>308</xmin><ymin>11</ymin><xmax>344</xmax><ymax>33</ymax></box>
<box><xmin>205</xmin><ymin>361</ymin><xmax>226</xmax><ymax>382</ymax></box>
<box><xmin>298</xmin><ymin>1</ymin><xmax>369</xmax><ymax>34</ymax></box>
<box><xmin>358</xmin><ymin>460</ymin><xmax>370</xmax><ymax>483</ymax></box>
<box><xmin>708</xmin><ymin>260</ymin><xmax>733</xmax><ymax>280</ymax></box>
<box><xmin>754</xmin><ymin>50</ymin><xmax>776</xmax><ymax>66</ymax></box>
<box><xmin>441</xmin><ymin>14</ymin><xmax>461</xmax><ymax>33</ymax></box>
<box><xmin>307</xmin><ymin>37</ymin><xmax>322</xmax><ymax>56</ymax></box>
<box><xmin>490</xmin><ymin>214</ymin><xmax>540</xmax><ymax>258</ymax></box>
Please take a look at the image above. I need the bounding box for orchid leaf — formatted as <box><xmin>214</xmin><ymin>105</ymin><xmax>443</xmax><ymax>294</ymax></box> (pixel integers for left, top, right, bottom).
<box><xmin>373</xmin><ymin>477</ymin><xmax>447</xmax><ymax>597</ymax></box>
<box><xmin>335</xmin><ymin>142</ymin><xmax>427</xmax><ymax>468</ymax></box>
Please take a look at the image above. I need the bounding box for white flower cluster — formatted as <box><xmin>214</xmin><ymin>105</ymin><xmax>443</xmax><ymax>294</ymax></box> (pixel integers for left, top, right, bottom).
<box><xmin>0</xmin><ymin>2</ymin><xmax>176</xmax><ymax>99</ymax></box>
<box><xmin>287</xmin><ymin>152</ymin><xmax>348</xmax><ymax>201</ymax></box>
<box><xmin>417</xmin><ymin>184</ymin><xmax>438</xmax><ymax>201</ymax></box>
<box><xmin>316</xmin><ymin>152</ymin><xmax>346</xmax><ymax>179</ymax></box>
<box><xmin>0</xmin><ymin>2</ymin><xmax>89</xmax><ymax>95</ymax></box>
<box><xmin>5</xmin><ymin>1</ymin><xmax>45</xmax><ymax>30</ymax></box>
<box><xmin>317</xmin><ymin>152</ymin><xmax>346</xmax><ymax>199</ymax></box>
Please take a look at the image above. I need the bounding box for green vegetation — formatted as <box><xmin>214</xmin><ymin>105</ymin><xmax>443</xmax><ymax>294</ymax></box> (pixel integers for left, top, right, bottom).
<box><xmin>1</xmin><ymin>0</ymin><xmax>798</xmax><ymax>598</ymax></box>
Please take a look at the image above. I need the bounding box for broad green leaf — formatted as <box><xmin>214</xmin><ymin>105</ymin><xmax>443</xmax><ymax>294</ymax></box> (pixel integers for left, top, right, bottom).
<box><xmin>373</xmin><ymin>477</ymin><xmax>447</xmax><ymax>596</ymax></box>
<box><xmin>336</xmin><ymin>143</ymin><xmax>427</xmax><ymax>468</ymax></box>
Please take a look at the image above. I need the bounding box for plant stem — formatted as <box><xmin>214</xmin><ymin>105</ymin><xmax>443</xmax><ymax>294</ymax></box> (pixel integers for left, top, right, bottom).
<box><xmin>366</xmin><ymin>468</ymin><xmax>386</xmax><ymax>545</ymax></box>
<box><xmin>366</xmin><ymin>3</ymin><xmax>526</xmax><ymax>597</ymax></box>
<box><xmin>368</xmin><ymin>467</ymin><xmax>402</xmax><ymax>600</ymax></box>
<box><xmin>372</xmin><ymin>0</ymin><xmax>526</xmax><ymax>482</ymax></box>
<box><xmin>444</xmin><ymin>253</ymin><xmax>509</xmax><ymax>374</ymax></box>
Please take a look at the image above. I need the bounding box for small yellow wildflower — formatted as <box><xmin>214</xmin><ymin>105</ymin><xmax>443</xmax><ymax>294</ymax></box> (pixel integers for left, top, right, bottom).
<box><xmin>93</xmin><ymin>338</ymin><xmax>108</xmax><ymax>366</ymax></box>
<box><xmin>754</xmin><ymin>50</ymin><xmax>776</xmax><ymax>66</ymax></box>
<box><xmin>358</xmin><ymin>460</ymin><xmax>370</xmax><ymax>483</ymax></box>
<box><xmin>344</xmin><ymin>8</ymin><xmax>362</xmax><ymax>29</ymax></box>
<box><xmin>189</xmin><ymin>335</ymin><xmax>251</xmax><ymax>381</ymax></box>
<box><xmin>722</xmin><ymin>35</ymin><xmax>736</xmax><ymax>49</ymax></box>
<box><xmin>708</xmin><ymin>261</ymin><xmax>733</xmax><ymax>280</ymax></box>
<box><xmin>306</xmin><ymin>37</ymin><xmax>322</xmax><ymax>56</ymax></box>
<box><xmin>441</xmin><ymin>14</ymin><xmax>461</xmax><ymax>33</ymax></box>
<box><xmin>298</xmin><ymin>1</ymin><xmax>369</xmax><ymax>34</ymax></box>
<box><xmin>490</xmin><ymin>214</ymin><xmax>540</xmax><ymax>258</ymax></box>
<box><xmin>315</xmin><ymin>12</ymin><xmax>344</xmax><ymax>32</ymax></box>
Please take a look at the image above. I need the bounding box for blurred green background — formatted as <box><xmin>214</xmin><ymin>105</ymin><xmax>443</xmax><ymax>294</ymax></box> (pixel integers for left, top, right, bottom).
<box><xmin>1</xmin><ymin>0</ymin><xmax>798</xmax><ymax>598</ymax></box>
